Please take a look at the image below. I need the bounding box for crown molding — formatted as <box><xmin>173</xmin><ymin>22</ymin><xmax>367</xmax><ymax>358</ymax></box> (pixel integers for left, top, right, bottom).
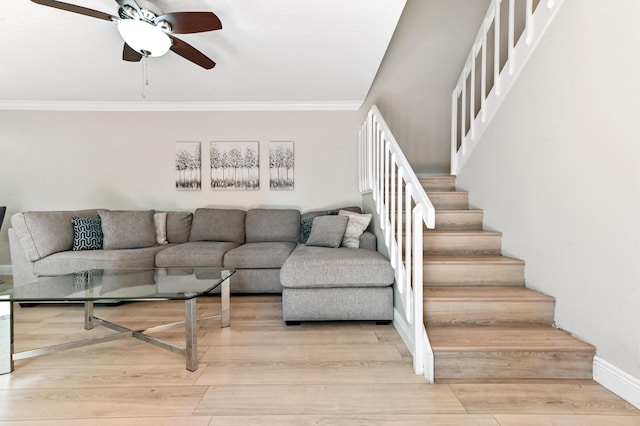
<box><xmin>0</xmin><ymin>100</ymin><xmax>362</xmax><ymax>112</ymax></box>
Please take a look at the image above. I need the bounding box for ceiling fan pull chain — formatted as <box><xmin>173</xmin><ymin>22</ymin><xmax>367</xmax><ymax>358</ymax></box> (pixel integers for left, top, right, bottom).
<box><xmin>141</xmin><ymin>54</ymin><xmax>150</xmax><ymax>98</ymax></box>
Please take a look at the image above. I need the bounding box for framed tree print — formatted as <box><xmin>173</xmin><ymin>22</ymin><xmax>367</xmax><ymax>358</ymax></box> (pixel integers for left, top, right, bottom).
<box><xmin>210</xmin><ymin>142</ymin><xmax>260</xmax><ymax>190</ymax></box>
<box><xmin>175</xmin><ymin>141</ymin><xmax>201</xmax><ymax>191</ymax></box>
<box><xmin>269</xmin><ymin>141</ymin><xmax>294</xmax><ymax>190</ymax></box>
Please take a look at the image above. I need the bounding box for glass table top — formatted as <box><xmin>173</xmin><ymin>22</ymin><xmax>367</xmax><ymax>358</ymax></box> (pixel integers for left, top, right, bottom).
<box><xmin>0</xmin><ymin>268</ymin><xmax>235</xmax><ymax>302</ymax></box>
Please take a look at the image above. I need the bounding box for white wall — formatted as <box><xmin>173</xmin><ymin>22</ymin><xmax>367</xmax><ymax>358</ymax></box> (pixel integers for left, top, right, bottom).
<box><xmin>0</xmin><ymin>110</ymin><xmax>361</xmax><ymax>267</ymax></box>
<box><xmin>457</xmin><ymin>1</ymin><xmax>640</xmax><ymax>379</ymax></box>
<box><xmin>361</xmin><ymin>0</ymin><xmax>490</xmax><ymax>172</ymax></box>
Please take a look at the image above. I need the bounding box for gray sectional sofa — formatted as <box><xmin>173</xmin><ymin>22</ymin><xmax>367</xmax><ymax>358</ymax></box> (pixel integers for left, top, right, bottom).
<box><xmin>8</xmin><ymin>207</ymin><xmax>395</xmax><ymax>323</ymax></box>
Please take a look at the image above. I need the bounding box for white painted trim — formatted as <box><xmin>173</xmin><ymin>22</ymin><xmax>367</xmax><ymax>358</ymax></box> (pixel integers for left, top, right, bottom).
<box><xmin>593</xmin><ymin>356</ymin><xmax>640</xmax><ymax>409</ymax></box>
<box><xmin>0</xmin><ymin>265</ymin><xmax>11</xmax><ymax>275</ymax></box>
<box><xmin>0</xmin><ymin>100</ymin><xmax>363</xmax><ymax>112</ymax></box>
<box><xmin>393</xmin><ymin>307</ymin><xmax>414</xmax><ymax>357</ymax></box>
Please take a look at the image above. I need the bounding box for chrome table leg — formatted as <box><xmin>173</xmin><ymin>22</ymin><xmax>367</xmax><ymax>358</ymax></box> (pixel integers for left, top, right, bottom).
<box><xmin>221</xmin><ymin>270</ymin><xmax>231</xmax><ymax>328</ymax></box>
<box><xmin>84</xmin><ymin>301</ymin><xmax>94</xmax><ymax>330</ymax></box>
<box><xmin>185</xmin><ymin>298</ymin><xmax>197</xmax><ymax>372</ymax></box>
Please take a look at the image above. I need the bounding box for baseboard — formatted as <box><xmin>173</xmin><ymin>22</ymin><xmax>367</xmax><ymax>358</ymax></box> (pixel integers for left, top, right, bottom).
<box><xmin>392</xmin><ymin>307</ymin><xmax>414</xmax><ymax>357</ymax></box>
<box><xmin>0</xmin><ymin>265</ymin><xmax>11</xmax><ymax>275</ymax></box>
<box><xmin>593</xmin><ymin>356</ymin><xmax>640</xmax><ymax>409</ymax></box>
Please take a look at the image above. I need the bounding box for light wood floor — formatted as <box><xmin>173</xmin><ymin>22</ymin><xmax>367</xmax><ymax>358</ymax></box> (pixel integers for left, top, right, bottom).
<box><xmin>0</xmin><ymin>282</ymin><xmax>638</xmax><ymax>425</ymax></box>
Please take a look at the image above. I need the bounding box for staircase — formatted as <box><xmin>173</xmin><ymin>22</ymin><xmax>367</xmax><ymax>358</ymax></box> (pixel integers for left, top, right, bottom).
<box><xmin>420</xmin><ymin>175</ymin><xmax>595</xmax><ymax>380</ymax></box>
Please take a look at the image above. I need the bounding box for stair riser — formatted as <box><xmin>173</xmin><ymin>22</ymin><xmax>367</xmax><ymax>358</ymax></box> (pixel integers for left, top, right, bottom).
<box><xmin>424</xmin><ymin>234</ymin><xmax>502</xmax><ymax>255</ymax></box>
<box><xmin>434</xmin><ymin>211</ymin><xmax>483</xmax><ymax>231</ymax></box>
<box><xmin>423</xmin><ymin>263</ymin><xmax>525</xmax><ymax>286</ymax></box>
<box><xmin>419</xmin><ymin>176</ymin><xmax>456</xmax><ymax>192</ymax></box>
<box><xmin>433</xmin><ymin>351</ymin><xmax>594</xmax><ymax>380</ymax></box>
<box><xmin>428</xmin><ymin>192</ymin><xmax>469</xmax><ymax>210</ymax></box>
<box><xmin>424</xmin><ymin>301</ymin><xmax>555</xmax><ymax>326</ymax></box>
<box><xmin>400</xmin><ymin>211</ymin><xmax>483</xmax><ymax>230</ymax></box>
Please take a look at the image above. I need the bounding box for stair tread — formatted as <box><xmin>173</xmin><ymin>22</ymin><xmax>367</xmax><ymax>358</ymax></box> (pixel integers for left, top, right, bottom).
<box><xmin>435</xmin><ymin>209</ymin><xmax>483</xmax><ymax>213</ymax></box>
<box><xmin>425</xmin><ymin>230</ymin><xmax>501</xmax><ymax>236</ymax></box>
<box><xmin>427</xmin><ymin>326</ymin><xmax>595</xmax><ymax>352</ymax></box>
<box><xmin>424</xmin><ymin>255</ymin><xmax>524</xmax><ymax>264</ymax></box>
<box><xmin>427</xmin><ymin>190</ymin><xmax>468</xmax><ymax>195</ymax></box>
<box><xmin>424</xmin><ymin>286</ymin><xmax>554</xmax><ymax>302</ymax></box>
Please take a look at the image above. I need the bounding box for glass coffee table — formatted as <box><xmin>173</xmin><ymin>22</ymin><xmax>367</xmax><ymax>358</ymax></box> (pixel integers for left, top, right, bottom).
<box><xmin>0</xmin><ymin>267</ymin><xmax>234</xmax><ymax>374</ymax></box>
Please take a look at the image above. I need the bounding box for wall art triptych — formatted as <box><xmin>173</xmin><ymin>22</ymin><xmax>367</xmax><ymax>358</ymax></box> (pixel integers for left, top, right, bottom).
<box><xmin>175</xmin><ymin>141</ymin><xmax>294</xmax><ymax>191</ymax></box>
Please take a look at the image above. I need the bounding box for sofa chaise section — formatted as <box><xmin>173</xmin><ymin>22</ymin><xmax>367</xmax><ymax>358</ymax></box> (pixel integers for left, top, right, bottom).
<box><xmin>280</xmin><ymin>214</ymin><xmax>395</xmax><ymax>323</ymax></box>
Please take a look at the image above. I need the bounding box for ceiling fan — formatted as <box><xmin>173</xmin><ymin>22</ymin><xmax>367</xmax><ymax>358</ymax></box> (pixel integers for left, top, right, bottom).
<box><xmin>30</xmin><ymin>0</ymin><xmax>222</xmax><ymax>69</ymax></box>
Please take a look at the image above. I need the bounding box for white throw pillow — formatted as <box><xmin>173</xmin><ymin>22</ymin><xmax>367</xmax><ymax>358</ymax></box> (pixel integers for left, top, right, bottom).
<box><xmin>154</xmin><ymin>212</ymin><xmax>169</xmax><ymax>245</ymax></box>
<box><xmin>338</xmin><ymin>209</ymin><xmax>372</xmax><ymax>248</ymax></box>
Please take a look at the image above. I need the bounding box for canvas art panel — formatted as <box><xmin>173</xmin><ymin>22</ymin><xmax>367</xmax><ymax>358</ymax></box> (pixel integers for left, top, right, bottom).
<box><xmin>175</xmin><ymin>141</ymin><xmax>201</xmax><ymax>191</ymax></box>
<box><xmin>210</xmin><ymin>141</ymin><xmax>260</xmax><ymax>190</ymax></box>
<box><xmin>269</xmin><ymin>141</ymin><xmax>294</xmax><ymax>190</ymax></box>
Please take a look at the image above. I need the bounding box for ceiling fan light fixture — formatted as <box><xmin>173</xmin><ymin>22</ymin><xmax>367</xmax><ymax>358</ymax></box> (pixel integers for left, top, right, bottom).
<box><xmin>117</xmin><ymin>19</ymin><xmax>171</xmax><ymax>57</ymax></box>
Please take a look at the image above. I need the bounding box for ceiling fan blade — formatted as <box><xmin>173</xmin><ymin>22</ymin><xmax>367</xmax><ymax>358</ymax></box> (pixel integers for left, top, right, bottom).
<box><xmin>31</xmin><ymin>0</ymin><xmax>114</xmax><ymax>21</ymax></box>
<box><xmin>156</xmin><ymin>12</ymin><xmax>222</xmax><ymax>34</ymax></box>
<box><xmin>122</xmin><ymin>43</ymin><xmax>143</xmax><ymax>62</ymax></box>
<box><xmin>169</xmin><ymin>36</ymin><xmax>216</xmax><ymax>69</ymax></box>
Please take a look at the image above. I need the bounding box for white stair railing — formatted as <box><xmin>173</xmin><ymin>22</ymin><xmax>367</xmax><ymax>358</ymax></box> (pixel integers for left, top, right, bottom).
<box><xmin>359</xmin><ymin>105</ymin><xmax>436</xmax><ymax>381</ymax></box>
<box><xmin>451</xmin><ymin>0</ymin><xmax>564</xmax><ymax>174</ymax></box>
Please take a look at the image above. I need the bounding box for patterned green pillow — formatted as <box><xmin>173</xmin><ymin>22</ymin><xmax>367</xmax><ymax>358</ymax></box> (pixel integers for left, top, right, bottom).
<box><xmin>72</xmin><ymin>217</ymin><xmax>103</xmax><ymax>251</ymax></box>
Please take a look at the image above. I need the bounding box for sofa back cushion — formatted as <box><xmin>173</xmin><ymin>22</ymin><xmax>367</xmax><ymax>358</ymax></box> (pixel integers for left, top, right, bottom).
<box><xmin>165</xmin><ymin>211</ymin><xmax>193</xmax><ymax>243</ymax></box>
<box><xmin>100</xmin><ymin>210</ymin><xmax>156</xmax><ymax>250</ymax></box>
<box><xmin>11</xmin><ymin>209</ymin><xmax>101</xmax><ymax>261</ymax></box>
<box><xmin>245</xmin><ymin>209</ymin><xmax>300</xmax><ymax>243</ymax></box>
<box><xmin>189</xmin><ymin>208</ymin><xmax>246</xmax><ymax>243</ymax></box>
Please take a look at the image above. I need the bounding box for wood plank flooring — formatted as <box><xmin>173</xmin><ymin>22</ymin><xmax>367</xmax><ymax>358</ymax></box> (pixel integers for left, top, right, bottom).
<box><xmin>0</xmin><ymin>281</ymin><xmax>638</xmax><ymax>425</ymax></box>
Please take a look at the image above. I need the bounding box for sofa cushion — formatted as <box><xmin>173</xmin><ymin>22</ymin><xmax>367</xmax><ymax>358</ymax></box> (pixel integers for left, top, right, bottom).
<box><xmin>10</xmin><ymin>210</ymin><xmax>102</xmax><ymax>261</ymax></box>
<box><xmin>33</xmin><ymin>245</ymin><xmax>165</xmax><ymax>275</ymax></box>
<box><xmin>165</xmin><ymin>211</ymin><xmax>193</xmax><ymax>243</ymax></box>
<box><xmin>359</xmin><ymin>231</ymin><xmax>377</xmax><ymax>251</ymax></box>
<box><xmin>100</xmin><ymin>210</ymin><xmax>156</xmax><ymax>250</ymax></box>
<box><xmin>245</xmin><ymin>209</ymin><xmax>300</xmax><ymax>243</ymax></box>
<box><xmin>72</xmin><ymin>217</ymin><xmax>103</xmax><ymax>251</ymax></box>
<box><xmin>338</xmin><ymin>210</ymin><xmax>372</xmax><ymax>249</ymax></box>
<box><xmin>305</xmin><ymin>215</ymin><xmax>348</xmax><ymax>248</ymax></box>
<box><xmin>155</xmin><ymin>241</ymin><xmax>240</xmax><ymax>267</ymax></box>
<box><xmin>189</xmin><ymin>208</ymin><xmax>246</xmax><ymax>243</ymax></box>
<box><xmin>224</xmin><ymin>242</ymin><xmax>297</xmax><ymax>269</ymax></box>
<box><xmin>280</xmin><ymin>245</ymin><xmax>394</xmax><ymax>288</ymax></box>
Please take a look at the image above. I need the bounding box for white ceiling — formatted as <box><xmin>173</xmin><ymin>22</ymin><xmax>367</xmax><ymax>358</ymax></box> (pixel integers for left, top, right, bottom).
<box><xmin>0</xmin><ymin>0</ymin><xmax>406</xmax><ymax>110</ymax></box>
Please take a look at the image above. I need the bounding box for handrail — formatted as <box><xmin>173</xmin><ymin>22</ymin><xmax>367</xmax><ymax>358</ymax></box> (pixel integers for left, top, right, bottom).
<box><xmin>359</xmin><ymin>105</ymin><xmax>436</xmax><ymax>381</ymax></box>
<box><xmin>451</xmin><ymin>0</ymin><xmax>564</xmax><ymax>174</ymax></box>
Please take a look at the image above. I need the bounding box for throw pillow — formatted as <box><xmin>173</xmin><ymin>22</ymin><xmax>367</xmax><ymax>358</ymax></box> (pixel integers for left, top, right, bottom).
<box><xmin>99</xmin><ymin>210</ymin><xmax>156</xmax><ymax>250</ymax></box>
<box><xmin>339</xmin><ymin>209</ymin><xmax>372</xmax><ymax>248</ymax></box>
<box><xmin>305</xmin><ymin>215</ymin><xmax>349</xmax><ymax>248</ymax></box>
<box><xmin>299</xmin><ymin>217</ymin><xmax>314</xmax><ymax>244</ymax></box>
<box><xmin>154</xmin><ymin>212</ymin><xmax>169</xmax><ymax>245</ymax></box>
<box><xmin>72</xmin><ymin>217</ymin><xmax>103</xmax><ymax>251</ymax></box>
